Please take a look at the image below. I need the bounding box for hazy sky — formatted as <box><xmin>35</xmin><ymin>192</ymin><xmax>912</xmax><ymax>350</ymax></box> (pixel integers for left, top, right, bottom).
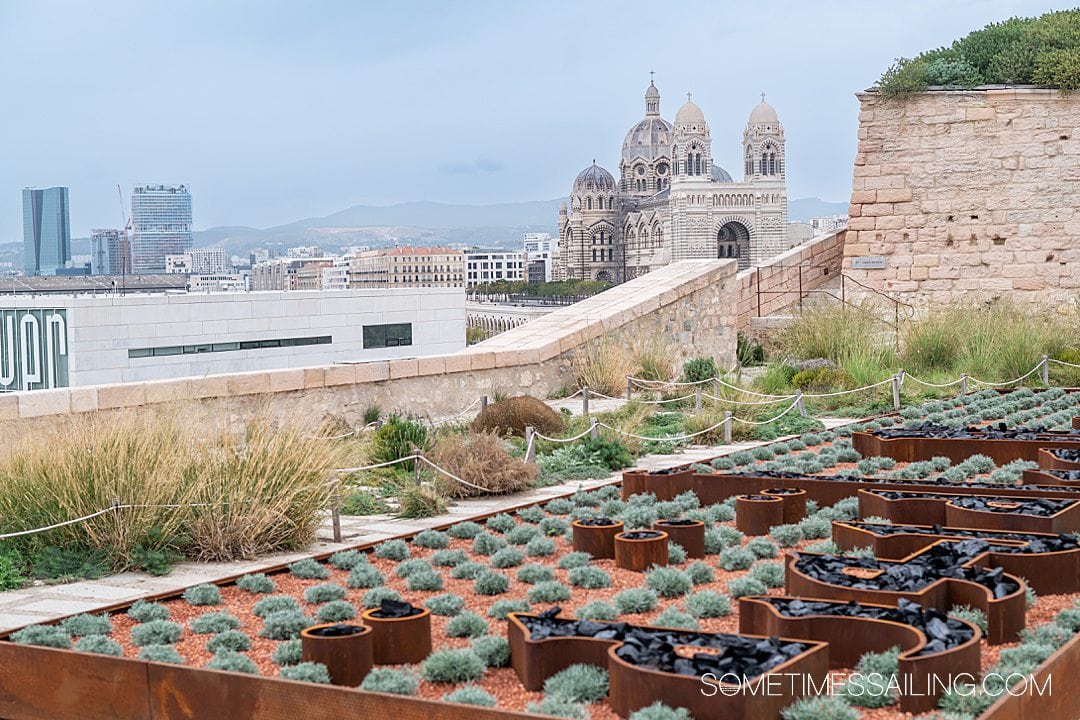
<box><xmin>0</xmin><ymin>0</ymin><xmax>1065</xmax><ymax>240</ymax></box>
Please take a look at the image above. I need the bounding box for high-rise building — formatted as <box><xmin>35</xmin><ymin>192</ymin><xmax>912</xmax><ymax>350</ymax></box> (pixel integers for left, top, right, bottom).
<box><xmin>90</xmin><ymin>229</ymin><xmax>131</xmax><ymax>276</ymax></box>
<box><xmin>130</xmin><ymin>184</ymin><xmax>193</xmax><ymax>273</ymax></box>
<box><xmin>22</xmin><ymin>187</ymin><xmax>71</xmax><ymax>276</ymax></box>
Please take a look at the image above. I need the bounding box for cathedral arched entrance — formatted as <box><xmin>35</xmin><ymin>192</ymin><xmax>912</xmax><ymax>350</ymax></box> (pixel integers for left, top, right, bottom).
<box><xmin>717</xmin><ymin>221</ymin><xmax>750</xmax><ymax>261</ymax></box>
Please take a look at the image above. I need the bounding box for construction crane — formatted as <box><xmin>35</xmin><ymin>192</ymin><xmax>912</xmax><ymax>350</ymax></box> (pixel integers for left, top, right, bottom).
<box><xmin>116</xmin><ymin>185</ymin><xmax>131</xmax><ymax>293</ymax></box>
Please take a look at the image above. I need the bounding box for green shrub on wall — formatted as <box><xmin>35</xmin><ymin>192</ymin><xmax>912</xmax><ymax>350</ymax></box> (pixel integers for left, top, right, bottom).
<box><xmin>877</xmin><ymin>10</ymin><xmax>1080</xmax><ymax>95</ymax></box>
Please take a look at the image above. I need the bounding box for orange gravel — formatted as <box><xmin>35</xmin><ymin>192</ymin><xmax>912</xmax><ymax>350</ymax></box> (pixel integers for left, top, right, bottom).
<box><xmin>98</xmin><ymin>498</ymin><xmax>1080</xmax><ymax>719</ymax></box>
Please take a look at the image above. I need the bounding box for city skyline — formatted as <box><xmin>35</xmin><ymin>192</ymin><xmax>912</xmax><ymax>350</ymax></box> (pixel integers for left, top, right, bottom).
<box><xmin>0</xmin><ymin>0</ymin><xmax>1062</xmax><ymax>242</ymax></box>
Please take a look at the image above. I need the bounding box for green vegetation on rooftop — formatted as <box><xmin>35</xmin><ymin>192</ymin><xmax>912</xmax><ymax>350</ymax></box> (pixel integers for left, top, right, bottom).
<box><xmin>876</xmin><ymin>9</ymin><xmax>1080</xmax><ymax>95</ymax></box>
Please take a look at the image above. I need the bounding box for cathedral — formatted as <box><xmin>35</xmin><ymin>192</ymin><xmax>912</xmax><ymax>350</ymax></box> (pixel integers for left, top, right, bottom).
<box><xmin>553</xmin><ymin>79</ymin><xmax>788</xmax><ymax>282</ymax></box>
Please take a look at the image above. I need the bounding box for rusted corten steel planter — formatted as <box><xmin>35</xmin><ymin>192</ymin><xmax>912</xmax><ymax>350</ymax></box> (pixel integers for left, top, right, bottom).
<box><xmin>838</xmin><ymin>521</ymin><xmax>1080</xmax><ymax>597</ymax></box>
<box><xmin>1039</xmin><ymin>447</ymin><xmax>1080</xmax><ymax>471</ymax></box>
<box><xmin>1074</xmin><ymin>416</ymin><xmax>1080</xmax><ymax>431</ymax></box>
<box><xmin>680</xmin><ymin>470</ymin><xmax>1080</xmax><ymax>510</ymax></box>
<box><xmin>981</xmin><ymin>624</ymin><xmax>1080</xmax><ymax>720</ymax></box>
<box><xmin>300</xmin><ymin>623</ymin><xmax>373</xmax><ymax>686</ymax></box>
<box><xmin>735</xmin><ymin>494</ymin><xmax>784</xmax><ymax>536</ymax></box>
<box><xmin>614</xmin><ymin>530</ymin><xmax>669</xmax><ymax>571</ymax></box>
<box><xmin>852</xmin><ymin>430</ymin><xmax>1080</xmax><ymax>465</ymax></box>
<box><xmin>857</xmin><ymin>488</ymin><xmax>1080</xmax><ymax>534</ymax></box>
<box><xmin>1023</xmin><ymin>467</ymin><xmax>1080</xmax><ymax>486</ymax></box>
<box><xmin>831</xmin><ymin>521</ymin><xmax>1080</xmax><ymax>596</ymax></box>
<box><xmin>738</xmin><ymin>595</ymin><xmax>982</xmax><ymax>714</ymax></box>
<box><xmin>763</xmin><ymin>487</ymin><xmax>808</xmax><ymax>524</ymax></box>
<box><xmin>784</xmin><ymin>551</ymin><xmax>1027</xmax><ymax>645</ymax></box>
<box><xmin>0</xmin><ymin>641</ymin><xmax>539</xmax><ymax>720</ymax></box>
<box><xmin>621</xmin><ymin>465</ymin><xmax>693</xmax><ymax>501</ymax></box>
<box><xmin>507</xmin><ymin>612</ymin><xmax>829</xmax><ymax>720</ymax></box>
<box><xmin>360</xmin><ymin>606</ymin><xmax>432</xmax><ymax>665</ymax></box>
<box><xmin>652</xmin><ymin>519</ymin><xmax>705</xmax><ymax>558</ymax></box>
<box><xmin>571</xmin><ymin>519</ymin><xmax>624</xmax><ymax>559</ymax></box>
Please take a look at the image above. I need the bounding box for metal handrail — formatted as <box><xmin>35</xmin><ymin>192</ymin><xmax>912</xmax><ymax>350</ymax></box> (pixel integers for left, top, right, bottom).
<box><xmin>751</xmin><ymin>262</ymin><xmax>916</xmax><ymax>350</ymax></box>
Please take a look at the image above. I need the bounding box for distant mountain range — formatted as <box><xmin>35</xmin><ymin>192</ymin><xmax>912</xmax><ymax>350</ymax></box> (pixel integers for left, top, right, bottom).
<box><xmin>186</xmin><ymin>196</ymin><xmax>847</xmax><ymax>259</ymax></box>
<box><xmin>1</xmin><ymin>196</ymin><xmax>848</xmax><ymax>270</ymax></box>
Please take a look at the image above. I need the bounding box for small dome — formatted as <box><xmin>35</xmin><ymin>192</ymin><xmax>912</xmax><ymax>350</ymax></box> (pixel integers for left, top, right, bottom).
<box><xmin>622</xmin><ymin>117</ymin><xmax>673</xmax><ymax>163</ymax></box>
<box><xmin>645</xmin><ymin>81</ymin><xmax>659</xmax><ymax>99</ymax></box>
<box><xmin>674</xmin><ymin>99</ymin><xmax>705</xmax><ymax>128</ymax></box>
<box><xmin>749</xmin><ymin>100</ymin><xmax>779</xmax><ymax>125</ymax></box>
<box><xmin>573</xmin><ymin>162</ymin><xmax>616</xmax><ymax>193</ymax></box>
<box><xmin>711</xmin><ymin>164</ymin><xmax>733</xmax><ymax>182</ymax></box>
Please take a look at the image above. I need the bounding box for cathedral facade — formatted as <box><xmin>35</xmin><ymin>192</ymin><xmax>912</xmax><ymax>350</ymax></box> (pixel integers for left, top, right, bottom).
<box><xmin>554</xmin><ymin>81</ymin><xmax>788</xmax><ymax>282</ymax></box>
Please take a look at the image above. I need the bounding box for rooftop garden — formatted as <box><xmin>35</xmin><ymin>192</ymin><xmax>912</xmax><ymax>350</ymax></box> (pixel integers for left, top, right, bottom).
<box><xmin>875</xmin><ymin>8</ymin><xmax>1080</xmax><ymax>95</ymax></box>
<box><xmin>7</xmin><ymin>388</ymin><xmax>1080</xmax><ymax>718</ymax></box>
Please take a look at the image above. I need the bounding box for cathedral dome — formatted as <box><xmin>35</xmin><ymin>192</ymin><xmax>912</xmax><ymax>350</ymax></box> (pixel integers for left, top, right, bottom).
<box><xmin>674</xmin><ymin>99</ymin><xmax>706</xmax><ymax>128</ymax></box>
<box><xmin>622</xmin><ymin>117</ymin><xmax>673</xmax><ymax>163</ymax></box>
<box><xmin>573</xmin><ymin>161</ymin><xmax>616</xmax><ymax>192</ymax></box>
<box><xmin>748</xmin><ymin>100</ymin><xmax>779</xmax><ymax>125</ymax></box>
<box><xmin>711</xmin><ymin>164</ymin><xmax>733</xmax><ymax>182</ymax></box>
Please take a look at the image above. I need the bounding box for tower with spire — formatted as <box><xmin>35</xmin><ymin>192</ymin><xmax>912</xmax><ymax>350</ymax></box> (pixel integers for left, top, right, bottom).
<box><xmin>554</xmin><ymin>77</ymin><xmax>788</xmax><ymax>282</ymax></box>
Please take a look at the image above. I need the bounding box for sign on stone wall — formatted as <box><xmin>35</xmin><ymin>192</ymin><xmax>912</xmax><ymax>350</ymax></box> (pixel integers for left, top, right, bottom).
<box><xmin>851</xmin><ymin>255</ymin><xmax>887</xmax><ymax>269</ymax></box>
<box><xmin>0</xmin><ymin>309</ymin><xmax>69</xmax><ymax>392</ymax></box>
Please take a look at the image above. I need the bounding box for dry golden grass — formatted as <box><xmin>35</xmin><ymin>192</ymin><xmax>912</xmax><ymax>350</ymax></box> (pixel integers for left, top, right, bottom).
<box><xmin>427</xmin><ymin>431</ymin><xmax>536</xmax><ymax>499</ymax></box>
<box><xmin>573</xmin><ymin>336</ymin><xmax>637</xmax><ymax>396</ymax></box>
<box><xmin>471</xmin><ymin>395</ymin><xmax>565</xmax><ymax>437</ymax></box>
<box><xmin>0</xmin><ymin>404</ymin><xmax>337</xmax><ymax>565</ymax></box>
<box><xmin>631</xmin><ymin>335</ymin><xmax>676</xmax><ymax>383</ymax></box>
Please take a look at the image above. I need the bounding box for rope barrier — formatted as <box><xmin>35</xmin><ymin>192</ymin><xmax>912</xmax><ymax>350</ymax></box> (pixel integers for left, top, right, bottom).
<box><xmin>800</xmin><ymin>377</ymin><xmax>895</xmax><ymax>398</ymax></box>
<box><xmin>587</xmin><ymin>389</ymin><xmax>698</xmax><ymax>405</ymax></box>
<box><xmin>0</xmin><ymin>507</ymin><xmax>120</xmax><ymax>540</ymax></box>
<box><xmin>533</xmin><ymin>425</ymin><xmax>597</xmax><ymax>444</ymax></box>
<box><xmin>597</xmin><ymin>398</ymin><xmax>801</xmax><ymax>442</ymax></box>
<box><xmin>967</xmin><ymin>361</ymin><xmax>1044</xmax><ymax>388</ymax></box>
<box><xmin>1048</xmin><ymin>358</ymin><xmax>1080</xmax><ymax>370</ymax></box>
<box><xmin>701</xmin><ymin>392</ymin><xmax>797</xmax><ymax>406</ymax></box>
<box><xmin>416</xmin><ymin>456</ymin><xmax>492</xmax><ymax>493</ymax></box>
<box><xmin>334</xmin><ymin>455</ymin><xmax>423</xmax><ymax>475</ymax></box>
<box><xmin>712</xmin><ymin>375</ymin><xmax>795</xmax><ymax>399</ymax></box>
<box><xmin>0</xmin><ymin>501</ymin><xmax>223</xmax><ymax>541</ymax></box>
<box><xmin>903</xmin><ymin>375</ymin><xmax>965</xmax><ymax>389</ymax></box>
<box><xmin>629</xmin><ymin>376</ymin><xmax>713</xmax><ymax>389</ymax></box>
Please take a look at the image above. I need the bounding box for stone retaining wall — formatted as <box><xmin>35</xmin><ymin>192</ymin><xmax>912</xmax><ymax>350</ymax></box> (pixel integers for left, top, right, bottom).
<box><xmin>735</xmin><ymin>229</ymin><xmax>845</xmax><ymax>327</ymax></box>
<box><xmin>844</xmin><ymin>88</ymin><xmax>1080</xmax><ymax>309</ymax></box>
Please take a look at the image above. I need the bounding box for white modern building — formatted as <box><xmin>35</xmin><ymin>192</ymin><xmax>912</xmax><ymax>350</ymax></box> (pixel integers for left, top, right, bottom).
<box><xmin>187</xmin><ymin>274</ymin><xmax>248</xmax><ymax>293</ymax></box>
<box><xmin>810</xmin><ymin>215</ymin><xmax>848</xmax><ymax>234</ymax></box>
<box><xmin>524</xmin><ymin>232</ymin><xmax>558</xmax><ymax>282</ymax></box>
<box><xmin>0</xmin><ymin>288</ymin><xmax>465</xmax><ymax>390</ymax></box>
<box><xmin>465</xmin><ymin>249</ymin><xmax>525</xmax><ymax>287</ymax></box>
<box><xmin>287</xmin><ymin>246</ymin><xmax>323</xmax><ymax>259</ymax></box>
<box><xmin>323</xmin><ymin>257</ymin><xmax>352</xmax><ymax>290</ymax></box>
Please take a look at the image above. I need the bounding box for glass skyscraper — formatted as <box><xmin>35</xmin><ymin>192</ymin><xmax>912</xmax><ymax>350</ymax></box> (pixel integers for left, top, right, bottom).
<box><xmin>130</xmin><ymin>184</ymin><xmax>193</xmax><ymax>274</ymax></box>
<box><xmin>22</xmin><ymin>186</ymin><xmax>71</xmax><ymax>276</ymax></box>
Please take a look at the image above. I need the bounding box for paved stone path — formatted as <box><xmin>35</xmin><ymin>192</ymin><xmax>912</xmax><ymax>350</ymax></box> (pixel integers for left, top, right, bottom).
<box><xmin>0</xmin><ymin>418</ymin><xmax>854</xmax><ymax>633</ymax></box>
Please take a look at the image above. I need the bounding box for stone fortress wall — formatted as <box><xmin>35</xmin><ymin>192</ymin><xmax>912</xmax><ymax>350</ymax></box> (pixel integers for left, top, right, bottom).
<box><xmin>0</xmin><ymin>230</ymin><xmax>844</xmax><ymax>437</ymax></box>
<box><xmin>843</xmin><ymin>88</ymin><xmax>1080</xmax><ymax>309</ymax></box>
